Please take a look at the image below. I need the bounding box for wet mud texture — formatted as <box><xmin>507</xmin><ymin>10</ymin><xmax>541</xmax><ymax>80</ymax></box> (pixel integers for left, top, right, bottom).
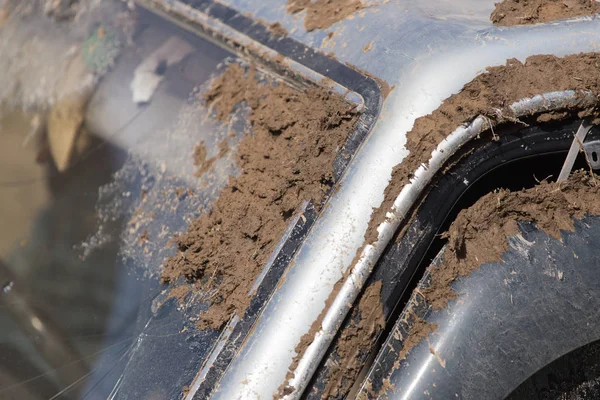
<box><xmin>276</xmin><ymin>280</ymin><xmax>384</xmax><ymax>399</ymax></box>
<box><xmin>287</xmin><ymin>0</ymin><xmax>365</xmax><ymax>31</ymax></box>
<box><xmin>319</xmin><ymin>281</ymin><xmax>385</xmax><ymax>399</ymax></box>
<box><xmin>395</xmin><ymin>171</ymin><xmax>600</xmax><ymax>375</ymax></box>
<box><xmin>366</xmin><ymin>53</ymin><xmax>600</xmax><ymax>243</ymax></box>
<box><xmin>423</xmin><ymin>170</ymin><xmax>600</xmax><ymax>311</ymax></box>
<box><xmin>161</xmin><ymin>63</ymin><xmax>359</xmax><ymax>330</ymax></box>
<box><xmin>491</xmin><ymin>0</ymin><xmax>600</xmax><ymax>26</ymax></box>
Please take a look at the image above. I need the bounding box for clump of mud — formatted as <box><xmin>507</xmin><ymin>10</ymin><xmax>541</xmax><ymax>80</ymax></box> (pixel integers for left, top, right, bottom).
<box><xmin>268</xmin><ymin>21</ymin><xmax>288</xmax><ymax>36</ymax></box>
<box><xmin>397</xmin><ymin>316</ymin><xmax>438</xmax><ymax>361</ymax></box>
<box><xmin>161</xmin><ymin>63</ymin><xmax>360</xmax><ymax>330</ymax></box>
<box><xmin>396</xmin><ymin>170</ymin><xmax>600</xmax><ymax>364</ymax></box>
<box><xmin>366</xmin><ymin>52</ymin><xmax>600</xmax><ymax>243</ymax></box>
<box><xmin>287</xmin><ymin>0</ymin><xmax>365</xmax><ymax>31</ymax></box>
<box><xmin>424</xmin><ymin>170</ymin><xmax>600</xmax><ymax>310</ymax></box>
<box><xmin>320</xmin><ymin>281</ymin><xmax>385</xmax><ymax>399</ymax></box>
<box><xmin>275</xmin><ymin>279</ymin><xmax>384</xmax><ymax>399</ymax></box>
<box><xmin>491</xmin><ymin>0</ymin><xmax>600</xmax><ymax>26</ymax></box>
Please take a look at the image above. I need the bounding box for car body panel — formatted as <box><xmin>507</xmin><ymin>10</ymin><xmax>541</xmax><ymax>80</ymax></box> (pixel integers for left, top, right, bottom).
<box><xmin>175</xmin><ymin>1</ymin><xmax>600</xmax><ymax>397</ymax></box>
<box><xmin>1</xmin><ymin>0</ymin><xmax>599</xmax><ymax>398</ymax></box>
<box><xmin>364</xmin><ymin>215</ymin><xmax>600</xmax><ymax>400</ymax></box>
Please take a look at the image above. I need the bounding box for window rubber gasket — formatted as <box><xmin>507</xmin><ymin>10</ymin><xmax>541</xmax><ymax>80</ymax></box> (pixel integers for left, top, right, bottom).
<box><xmin>134</xmin><ymin>2</ymin><xmax>384</xmax><ymax>398</ymax></box>
<box><xmin>307</xmin><ymin>118</ymin><xmax>599</xmax><ymax>399</ymax></box>
<box><xmin>340</xmin><ymin>118</ymin><xmax>599</xmax><ymax>399</ymax></box>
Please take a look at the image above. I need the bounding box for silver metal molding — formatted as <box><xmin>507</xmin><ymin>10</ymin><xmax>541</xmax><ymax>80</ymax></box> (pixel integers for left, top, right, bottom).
<box><xmin>281</xmin><ymin>90</ymin><xmax>597</xmax><ymax>399</ymax></box>
<box><xmin>210</xmin><ymin>13</ymin><xmax>600</xmax><ymax>399</ymax></box>
<box><xmin>147</xmin><ymin>1</ymin><xmax>600</xmax><ymax>398</ymax></box>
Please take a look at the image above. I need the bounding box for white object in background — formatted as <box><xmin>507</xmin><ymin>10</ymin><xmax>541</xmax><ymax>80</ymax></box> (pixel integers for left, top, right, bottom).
<box><xmin>130</xmin><ymin>36</ymin><xmax>194</xmax><ymax>104</ymax></box>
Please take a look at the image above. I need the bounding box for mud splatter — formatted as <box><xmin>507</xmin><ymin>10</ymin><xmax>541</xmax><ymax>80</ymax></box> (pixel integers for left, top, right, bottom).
<box><xmin>366</xmin><ymin>53</ymin><xmax>600</xmax><ymax>243</ymax></box>
<box><xmin>320</xmin><ymin>281</ymin><xmax>385</xmax><ymax>399</ymax></box>
<box><xmin>491</xmin><ymin>0</ymin><xmax>600</xmax><ymax>26</ymax></box>
<box><xmin>398</xmin><ymin>316</ymin><xmax>439</xmax><ymax>361</ymax></box>
<box><xmin>275</xmin><ymin>277</ymin><xmax>346</xmax><ymax>398</ymax></box>
<box><xmin>394</xmin><ymin>170</ymin><xmax>600</xmax><ymax>369</ymax></box>
<box><xmin>161</xmin><ymin>63</ymin><xmax>360</xmax><ymax>330</ymax></box>
<box><xmin>275</xmin><ymin>279</ymin><xmax>383</xmax><ymax>399</ymax></box>
<box><xmin>424</xmin><ymin>170</ymin><xmax>600</xmax><ymax>311</ymax></box>
<box><xmin>269</xmin><ymin>22</ymin><xmax>289</xmax><ymax>36</ymax></box>
<box><xmin>287</xmin><ymin>0</ymin><xmax>366</xmax><ymax>31</ymax></box>
<box><xmin>193</xmin><ymin>141</ymin><xmax>216</xmax><ymax>177</ymax></box>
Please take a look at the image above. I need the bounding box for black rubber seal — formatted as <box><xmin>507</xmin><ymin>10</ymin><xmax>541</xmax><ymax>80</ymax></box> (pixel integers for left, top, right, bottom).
<box><xmin>141</xmin><ymin>2</ymin><xmax>383</xmax><ymax>398</ymax></box>
<box><xmin>308</xmin><ymin>118</ymin><xmax>600</xmax><ymax>399</ymax></box>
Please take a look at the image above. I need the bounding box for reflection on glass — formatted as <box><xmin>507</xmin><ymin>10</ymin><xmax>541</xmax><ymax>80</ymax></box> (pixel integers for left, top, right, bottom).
<box><xmin>0</xmin><ymin>1</ymin><xmax>238</xmax><ymax>398</ymax></box>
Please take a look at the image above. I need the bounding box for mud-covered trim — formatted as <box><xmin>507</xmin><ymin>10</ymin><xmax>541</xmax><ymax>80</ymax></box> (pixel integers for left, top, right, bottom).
<box><xmin>304</xmin><ymin>115</ymin><xmax>599</xmax><ymax>399</ymax></box>
<box><xmin>285</xmin><ymin>90</ymin><xmax>596</xmax><ymax>399</ymax></box>
<box><xmin>134</xmin><ymin>1</ymin><xmax>383</xmax><ymax>398</ymax></box>
<box><xmin>354</xmin><ymin>118</ymin><xmax>600</xmax><ymax>398</ymax></box>
<box><xmin>365</xmin><ymin>213</ymin><xmax>600</xmax><ymax>399</ymax></box>
<box><xmin>491</xmin><ymin>0</ymin><xmax>600</xmax><ymax>26</ymax></box>
<box><xmin>138</xmin><ymin>0</ymin><xmax>382</xmax><ymax>181</ymax></box>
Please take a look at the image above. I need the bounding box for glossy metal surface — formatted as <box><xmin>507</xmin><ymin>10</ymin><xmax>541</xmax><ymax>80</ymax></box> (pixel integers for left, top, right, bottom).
<box><xmin>584</xmin><ymin>140</ymin><xmax>600</xmax><ymax>169</ymax></box>
<box><xmin>280</xmin><ymin>90</ymin><xmax>596</xmax><ymax>399</ymax></box>
<box><xmin>205</xmin><ymin>1</ymin><xmax>600</xmax><ymax>397</ymax></box>
<box><xmin>364</xmin><ymin>215</ymin><xmax>600</xmax><ymax>400</ymax></box>
<box><xmin>2</xmin><ymin>0</ymin><xmax>598</xmax><ymax>398</ymax></box>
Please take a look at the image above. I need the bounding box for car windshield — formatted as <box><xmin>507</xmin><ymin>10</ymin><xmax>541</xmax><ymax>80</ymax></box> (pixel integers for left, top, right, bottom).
<box><xmin>0</xmin><ymin>2</ymin><xmax>240</xmax><ymax>398</ymax></box>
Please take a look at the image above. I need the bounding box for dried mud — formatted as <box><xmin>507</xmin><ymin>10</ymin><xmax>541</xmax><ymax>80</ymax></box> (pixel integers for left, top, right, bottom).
<box><xmin>366</xmin><ymin>52</ymin><xmax>600</xmax><ymax>243</ymax></box>
<box><xmin>397</xmin><ymin>316</ymin><xmax>439</xmax><ymax>361</ymax></box>
<box><xmin>320</xmin><ymin>281</ymin><xmax>385</xmax><ymax>399</ymax></box>
<box><xmin>286</xmin><ymin>0</ymin><xmax>366</xmax><ymax>31</ymax></box>
<box><xmin>491</xmin><ymin>0</ymin><xmax>600</xmax><ymax>26</ymax></box>
<box><xmin>424</xmin><ymin>170</ymin><xmax>600</xmax><ymax>311</ymax></box>
<box><xmin>397</xmin><ymin>170</ymin><xmax>600</xmax><ymax>366</ymax></box>
<box><xmin>161</xmin><ymin>63</ymin><xmax>360</xmax><ymax>330</ymax></box>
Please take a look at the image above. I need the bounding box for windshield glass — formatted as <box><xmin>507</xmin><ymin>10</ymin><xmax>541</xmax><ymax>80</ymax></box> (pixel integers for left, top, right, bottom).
<box><xmin>0</xmin><ymin>1</ymin><xmax>238</xmax><ymax>398</ymax></box>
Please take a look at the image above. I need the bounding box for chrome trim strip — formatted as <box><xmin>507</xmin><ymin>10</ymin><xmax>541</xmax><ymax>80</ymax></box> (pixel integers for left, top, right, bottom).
<box><xmin>185</xmin><ymin>315</ymin><xmax>240</xmax><ymax>400</ymax></box>
<box><xmin>138</xmin><ymin>2</ymin><xmax>600</xmax><ymax>397</ymax></box>
<box><xmin>213</xmin><ymin>16</ymin><xmax>600</xmax><ymax>398</ymax></box>
<box><xmin>282</xmin><ymin>90</ymin><xmax>596</xmax><ymax>398</ymax></box>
